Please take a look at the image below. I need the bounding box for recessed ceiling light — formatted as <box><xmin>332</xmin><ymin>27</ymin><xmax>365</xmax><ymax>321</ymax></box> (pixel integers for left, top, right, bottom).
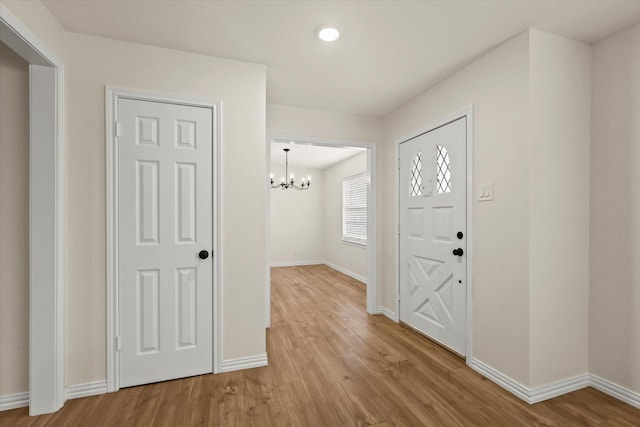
<box><xmin>318</xmin><ymin>27</ymin><xmax>340</xmax><ymax>42</ymax></box>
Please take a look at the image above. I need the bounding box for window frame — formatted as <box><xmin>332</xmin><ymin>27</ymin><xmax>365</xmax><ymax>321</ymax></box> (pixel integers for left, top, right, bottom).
<box><xmin>342</xmin><ymin>172</ymin><xmax>368</xmax><ymax>246</ymax></box>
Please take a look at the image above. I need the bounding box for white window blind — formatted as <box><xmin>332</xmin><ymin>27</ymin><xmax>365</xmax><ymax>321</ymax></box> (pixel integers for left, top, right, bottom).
<box><xmin>343</xmin><ymin>172</ymin><xmax>367</xmax><ymax>245</ymax></box>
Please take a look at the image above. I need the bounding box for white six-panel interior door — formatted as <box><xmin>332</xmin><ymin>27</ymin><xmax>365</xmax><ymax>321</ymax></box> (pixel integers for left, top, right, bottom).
<box><xmin>118</xmin><ymin>98</ymin><xmax>214</xmax><ymax>387</ymax></box>
<box><xmin>399</xmin><ymin>117</ymin><xmax>467</xmax><ymax>356</ymax></box>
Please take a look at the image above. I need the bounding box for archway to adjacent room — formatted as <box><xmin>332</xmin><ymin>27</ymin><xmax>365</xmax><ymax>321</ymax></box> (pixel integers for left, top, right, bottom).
<box><xmin>265</xmin><ymin>135</ymin><xmax>377</xmax><ymax>327</ymax></box>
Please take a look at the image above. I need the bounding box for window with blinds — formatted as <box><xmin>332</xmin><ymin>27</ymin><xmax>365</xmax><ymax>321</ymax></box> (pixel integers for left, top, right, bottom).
<box><xmin>343</xmin><ymin>172</ymin><xmax>367</xmax><ymax>245</ymax></box>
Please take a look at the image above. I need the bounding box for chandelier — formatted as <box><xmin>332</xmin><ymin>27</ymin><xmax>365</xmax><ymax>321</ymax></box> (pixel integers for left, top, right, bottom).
<box><xmin>270</xmin><ymin>148</ymin><xmax>311</xmax><ymax>190</ymax></box>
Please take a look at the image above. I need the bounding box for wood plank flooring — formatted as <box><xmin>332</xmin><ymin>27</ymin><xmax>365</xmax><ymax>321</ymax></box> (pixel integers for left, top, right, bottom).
<box><xmin>2</xmin><ymin>264</ymin><xmax>639</xmax><ymax>426</ymax></box>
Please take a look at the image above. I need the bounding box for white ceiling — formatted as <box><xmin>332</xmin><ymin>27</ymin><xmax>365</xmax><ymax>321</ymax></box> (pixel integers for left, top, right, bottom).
<box><xmin>270</xmin><ymin>141</ymin><xmax>364</xmax><ymax>171</ymax></box>
<box><xmin>43</xmin><ymin>1</ymin><xmax>640</xmax><ymax>117</ymax></box>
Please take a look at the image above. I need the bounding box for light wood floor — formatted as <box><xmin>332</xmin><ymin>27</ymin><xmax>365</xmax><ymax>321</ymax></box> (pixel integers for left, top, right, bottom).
<box><xmin>2</xmin><ymin>264</ymin><xmax>640</xmax><ymax>426</ymax></box>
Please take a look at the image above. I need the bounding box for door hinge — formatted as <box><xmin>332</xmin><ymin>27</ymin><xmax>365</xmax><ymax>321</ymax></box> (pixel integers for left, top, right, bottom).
<box><xmin>397</xmin><ymin>158</ymin><xmax>401</xmax><ymax>170</ymax></box>
<box><xmin>116</xmin><ymin>335</ymin><xmax>121</xmax><ymax>351</ymax></box>
<box><xmin>398</xmin><ymin>224</ymin><xmax>401</xmax><ymax>236</ymax></box>
<box><xmin>114</xmin><ymin>121</ymin><xmax>121</xmax><ymax>138</ymax></box>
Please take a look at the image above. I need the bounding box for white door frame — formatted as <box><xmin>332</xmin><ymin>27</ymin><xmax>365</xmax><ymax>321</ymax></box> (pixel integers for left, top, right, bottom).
<box><xmin>106</xmin><ymin>87</ymin><xmax>222</xmax><ymax>392</ymax></box>
<box><xmin>0</xmin><ymin>5</ymin><xmax>66</xmax><ymax>415</ymax></box>
<box><xmin>265</xmin><ymin>134</ymin><xmax>377</xmax><ymax>326</ymax></box>
<box><xmin>394</xmin><ymin>106</ymin><xmax>474</xmax><ymax>363</ymax></box>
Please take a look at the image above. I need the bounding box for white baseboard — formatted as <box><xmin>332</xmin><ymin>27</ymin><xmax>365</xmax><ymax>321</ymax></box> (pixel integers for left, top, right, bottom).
<box><xmin>65</xmin><ymin>380</ymin><xmax>107</xmax><ymax>401</ymax></box>
<box><xmin>469</xmin><ymin>358</ymin><xmax>589</xmax><ymax>404</ymax></box>
<box><xmin>2</xmin><ymin>365</ymin><xmax>639</xmax><ymax>411</ymax></box>
<box><xmin>221</xmin><ymin>354</ymin><xmax>268</xmax><ymax>373</ymax></box>
<box><xmin>324</xmin><ymin>261</ymin><xmax>367</xmax><ymax>284</ymax></box>
<box><xmin>470</xmin><ymin>358</ymin><xmax>532</xmax><ymax>402</ymax></box>
<box><xmin>0</xmin><ymin>391</ymin><xmax>29</xmax><ymax>411</ymax></box>
<box><xmin>590</xmin><ymin>374</ymin><xmax>640</xmax><ymax>409</ymax></box>
<box><xmin>529</xmin><ymin>375</ymin><xmax>590</xmax><ymax>403</ymax></box>
<box><xmin>376</xmin><ymin>306</ymin><xmax>399</xmax><ymax>322</ymax></box>
<box><xmin>270</xmin><ymin>260</ymin><xmax>325</xmax><ymax>267</ymax></box>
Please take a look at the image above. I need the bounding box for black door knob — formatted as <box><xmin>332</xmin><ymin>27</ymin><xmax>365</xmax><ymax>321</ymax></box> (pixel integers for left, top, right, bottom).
<box><xmin>452</xmin><ymin>248</ymin><xmax>464</xmax><ymax>256</ymax></box>
<box><xmin>198</xmin><ymin>250</ymin><xmax>209</xmax><ymax>260</ymax></box>
<box><xmin>457</xmin><ymin>231</ymin><xmax>464</xmax><ymax>239</ymax></box>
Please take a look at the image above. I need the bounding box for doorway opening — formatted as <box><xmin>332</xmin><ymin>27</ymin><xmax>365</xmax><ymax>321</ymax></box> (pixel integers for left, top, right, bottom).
<box><xmin>265</xmin><ymin>135</ymin><xmax>377</xmax><ymax>327</ymax></box>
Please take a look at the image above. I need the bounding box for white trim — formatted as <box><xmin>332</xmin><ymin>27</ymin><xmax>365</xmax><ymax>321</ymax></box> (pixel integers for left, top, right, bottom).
<box><xmin>265</xmin><ymin>138</ymin><xmax>272</xmax><ymax>328</ymax></box>
<box><xmin>376</xmin><ymin>306</ymin><xmax>399</xmax><ymax>322</ymax></box>
<box><xmin>469</xmin><ymin>358</ymin><xmax>535</xmax><ymax>402</ymax></box>
<box><xmin>0</xmin><ymin>381</ymin><xmax>109</xmax><ymax>411</ymax></box>
<box><xmin>341</xmin><ymin>238</ymin><xmax>368</xmax><ymax>247</ymax></box>
<box><xmin>393</xmin><ymin>138</ymin><xmax>400</xmax><ymax>318</ymax></box>
<box><xmin>65</xmin><ymin>381</ymin><xmax>107</xmax><ymax>401</ymax></box>
<box><xmin>0</xmin><ymin>4</ymin><xmax>63</xmax><ymax>67</ymax></box>
<box><xmin>464</xmin><ymin>108</ymin><xmax>474</xmax><ymax>364</ymax></box>
<box><xmin>394</xmin><ymin>106</ymin><xmax>474</xmax><ymax>362</ymax></box>
<box><xmin>270</xmin><ymin>260</ymin><xmax>325</xmax><ymax>267</ymax></box>
<box><xmin>0</xmin><ymin>4</ymin><xmax>66</xmax><ymax>416</ymax></box>
<box><xmin>590</xmin><ymin>374</ymin><xmax>640</xmax><ymax>409</ymax></box>
<box><xmin>341</xmin><ymin>238</ymin><xmax>367</xmax><ymax>248</ymax></box>
<box><xmin>470</xmin><ymin>358</ymin><xmax>590</xmax><ymax>404</ymax></box>
<box><xmin>529</xmin><ymin>375</ymin><xmax>590</xmax><ymax>404</ymax></box>
<box><xmin>365</xmin><ymin>146</ymin><xmax>377</xmax><ymax>314</ymax></box>
<box><xmin>105</xmin><ymin>87</ymin><xmax>222</xmax><ymax>393</ymax></box>
<box><xmin>0</xmin><ymin>392</ymin><xmax>29</xmax><ymax>411</ymax></box>
<box><xmin>324</xmin><ymin>261</ymin><xmax>367</xmax><ymax>284</ymax></box>
<box><xmin>221</xmin><ymin>354</ymin><xmax>268</xmax><ymax>373</ymax></box>
<box><xmin>266</xmin><ymin>134</ymin><xmax>378</xmax><ymax>317</ymax></box>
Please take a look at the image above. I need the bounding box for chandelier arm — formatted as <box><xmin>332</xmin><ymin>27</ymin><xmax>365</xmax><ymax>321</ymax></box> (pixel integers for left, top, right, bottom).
<box><xmin>290</xmin><ymin>183</ymin><xmax>310</xmax><ymax>190</ymax></box>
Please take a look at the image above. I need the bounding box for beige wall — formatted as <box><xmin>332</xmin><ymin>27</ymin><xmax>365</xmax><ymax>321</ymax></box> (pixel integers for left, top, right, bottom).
<box><xmin>382</xmin><ymin>32</ymin><xmax>532</xmax><ymax>384</ymax></box>
<box><xmin>528</xmin><ymin>30</ymin><xmax>591</xmax><ymax>387</ymax></box>
<box><xmin>65</xmin><ymin>32</ymin><xmax>266</xmax><ymax>385</ymax></box>
<box><xmin>270</xmin><ymin>166</ymin><xmax>325</xmax><ymax>264</ymax></box>
<box><xmin>324</xmin><ymin>152</ymin><xmax>368</xmax><ymax>279</ymax></box>
<box><xmin>267</xmin><ymin>104</ymin><xmax>381</xmax><ymax>144</ymax></box>
<box><xmin>0</xmin><ymin>41</ymin><xmax>29</xmax><ymax>396</ymax></box>
<box><xmin>590</xmin><ymin>22</ymin><xmax>640</xmax><ymax>393</ymax></box>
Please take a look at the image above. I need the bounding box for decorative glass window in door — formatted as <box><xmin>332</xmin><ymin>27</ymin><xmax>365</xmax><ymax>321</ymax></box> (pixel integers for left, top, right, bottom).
<box><xmin>409</xmin><ymin>152</ymin><xmax>422</xmax><ymax>197</ymax></box>
<box><xmin>436</xmin><ymin>145</ymin><xmax>451</xmax><ymax>193</ymax></box>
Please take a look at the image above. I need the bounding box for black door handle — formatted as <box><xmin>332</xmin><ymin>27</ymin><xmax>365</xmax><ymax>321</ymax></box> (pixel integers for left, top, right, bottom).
<box><xmin>198</xmin><ymin>250</ymin><xmax>209</xmax><ymax>260</ymax></box>
<box><xmin>452</xmin><ymin>248</ymin><xmax>464</xmax><ymax>256</ymax></box>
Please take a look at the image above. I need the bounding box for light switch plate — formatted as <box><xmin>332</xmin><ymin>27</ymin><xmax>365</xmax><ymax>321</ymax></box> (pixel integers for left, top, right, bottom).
<box><xmin>477</xmin><ymin>182</ymin><xmax>493</xmax><ymax>201</ymax></box>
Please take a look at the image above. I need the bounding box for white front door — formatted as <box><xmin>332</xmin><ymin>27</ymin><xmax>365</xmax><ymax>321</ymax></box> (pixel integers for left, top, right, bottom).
<box><xmin>118</xmin><ymin>98</ymin><xmax>213</xmax><ymax>387</ymax></box>
<box><xmin>399</xmin><ymin>117</ymin><xmax>467</xmax><ymax>356</ymax></box>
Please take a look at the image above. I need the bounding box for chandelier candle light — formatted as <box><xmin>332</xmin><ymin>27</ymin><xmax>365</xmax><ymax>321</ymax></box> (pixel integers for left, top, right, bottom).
<box><xmin>270</xmin><ymin>148</ymin><xmax>311</xmax><ymax>190</ymax></box>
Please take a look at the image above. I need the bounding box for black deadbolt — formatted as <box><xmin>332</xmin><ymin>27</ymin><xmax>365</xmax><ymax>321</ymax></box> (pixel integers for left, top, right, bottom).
<box><xmin>198</xmin><ymin>250</ymin><xmax>209</xmax><ymax>260</ymax></box>
<box><xmin>457</xmin><ymin>231</ymin><xmax>464</xmax><ymax>239</ymax></box>
<box><xmin>452</xmin><ymin>248</ymin><xmax>464</xmax><ymax>256</ymax></box>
